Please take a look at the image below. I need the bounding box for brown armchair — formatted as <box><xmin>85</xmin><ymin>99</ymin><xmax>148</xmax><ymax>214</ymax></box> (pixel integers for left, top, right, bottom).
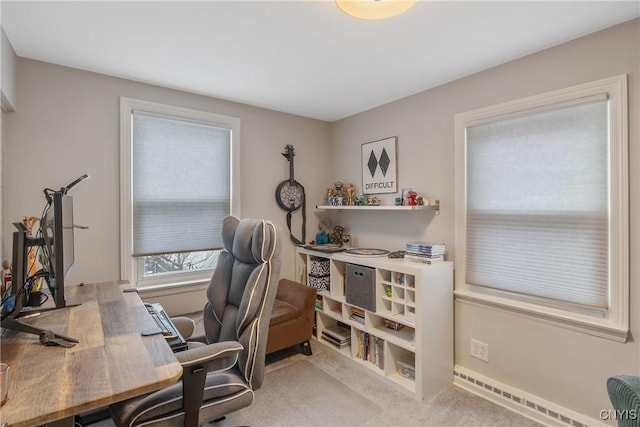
<box><xmin>266</xmin><ymin>278</ymin><xmax>316</xmax><ymax>356</ymax></box>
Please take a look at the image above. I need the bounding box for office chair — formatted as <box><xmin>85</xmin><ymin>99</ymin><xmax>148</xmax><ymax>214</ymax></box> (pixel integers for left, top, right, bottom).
<box><xmin>110</xmin><ymin>216</ymin><xmax>281</xmax><ymax>427</ymax></box>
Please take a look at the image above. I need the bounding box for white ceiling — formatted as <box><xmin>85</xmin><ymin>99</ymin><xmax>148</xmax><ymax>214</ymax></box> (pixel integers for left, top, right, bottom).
<box><xmin>2</xmin><ymin>1</ymin><xmax>639</xmax><ymax>122</ymax></box>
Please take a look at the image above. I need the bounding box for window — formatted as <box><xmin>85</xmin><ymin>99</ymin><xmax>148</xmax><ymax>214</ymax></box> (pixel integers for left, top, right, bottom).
<box><xmin>120</xmin><ymin>98</ymin><xmax>241</xmax><ymax>288</ymax></box>
<box><xmin>454</xmin><ymin>75</ymin><xmax>628</xmax><ymax>341</ymax></box>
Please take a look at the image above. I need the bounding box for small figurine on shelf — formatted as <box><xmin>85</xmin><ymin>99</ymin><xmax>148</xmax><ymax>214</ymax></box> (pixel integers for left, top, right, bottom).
<box><xmin>327</xmin><ymin>181</ymin><xmax>353</xmax><ymax>206</ymax></box>
<box><xmin>360</xmin><ymin>194</ymin><xmax>369</xmax><ymax>206</ymax></box>
<box><xmin>345</xmin><ymin>183</ymin><xmax>356</xmax><ymax>206</ymax></box>
<box><xmin>368</xmin><ymin>196</ymin><xmax>379</xmax><ymax>206</ymax></box>
<box><xmin>330</xmin><ymin>226</ymin><xmax>345</xmax><ymax>246</ymax></box>
<box><xmin>407</xmin><ymin>191</ymin><xmax>418</xmax><ymax>206</ymax></box>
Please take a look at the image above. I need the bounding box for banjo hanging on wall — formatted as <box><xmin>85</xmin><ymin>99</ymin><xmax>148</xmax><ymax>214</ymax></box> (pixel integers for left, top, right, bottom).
<box><xmin>276</xmin><ymin>144</ymin><xmax>306</xmax><ymax>245</ymax></box>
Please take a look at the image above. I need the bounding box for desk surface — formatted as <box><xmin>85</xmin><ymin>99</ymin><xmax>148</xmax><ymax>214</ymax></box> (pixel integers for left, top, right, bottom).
<box><xmin>0</xmin><ymin>281</ymin><xmax>183</xmax><ymax>427</ymax></box>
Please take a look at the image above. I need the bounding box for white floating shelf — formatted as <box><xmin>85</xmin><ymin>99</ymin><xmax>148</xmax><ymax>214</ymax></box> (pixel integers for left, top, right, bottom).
<box><xmin>315</xmin><ymin>200</ymin><xmax>440</xmax><ymax>214</ymax></box>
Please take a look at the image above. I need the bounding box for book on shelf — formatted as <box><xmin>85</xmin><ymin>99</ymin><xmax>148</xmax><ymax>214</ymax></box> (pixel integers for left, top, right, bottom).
<box><xmin>355</xmin><ymin>331</ymin><xmax>384</xmax><ymax>369</ymax></box>
<box><xmin>404</xmin><ymin>253</ymin><xmax>445</xmax><ymax>264</ymax></box>
<box><xmin>349</xmin><ymin>307</ymin><xmax>365</xmax><ymax>325</ymax></box>
<box><xmin>405</xmin><ymin>241</ymin><xmax>446</xmax><ymax>256</ymax></box>
<box><xmin>322</xmin><ymin>324</ymin><xmax>351</xmax><ymax>343</ymax></box>
<box><xmin>321</xmin><ymin>333</ymin><xmax>350</xmax><ymax>348</ymax></box>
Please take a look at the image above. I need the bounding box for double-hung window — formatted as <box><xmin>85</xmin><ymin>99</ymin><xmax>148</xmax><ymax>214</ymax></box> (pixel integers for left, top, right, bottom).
<box><xmin>454</xmin><ymin>75</ymin><xmax>628</xmax><ymax>341</ymax></box>
<box><xmin>120</xmin><ymin>98</ymin><xmax>240</xmax><ymax>288</ymax></box>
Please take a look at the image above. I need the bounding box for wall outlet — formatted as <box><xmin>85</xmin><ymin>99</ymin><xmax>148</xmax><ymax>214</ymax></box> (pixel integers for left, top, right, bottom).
<box><xmin>471</xmin><ymin>339</ymin><xmax>489</xmax><ymax>362</ymax></box>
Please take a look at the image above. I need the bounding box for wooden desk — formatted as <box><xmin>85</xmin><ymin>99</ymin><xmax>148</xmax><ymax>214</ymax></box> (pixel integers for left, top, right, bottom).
<box><xmin>0</xmin><ymin>281</ymin><xmax>183</xmax><ymax>427</ymax></box>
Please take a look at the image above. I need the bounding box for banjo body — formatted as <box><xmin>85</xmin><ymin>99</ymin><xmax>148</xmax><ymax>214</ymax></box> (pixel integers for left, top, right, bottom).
<box><xmin>276</xmin><ymin>145</ymin><xmax>305</xmax><ymax>212</ymax></box>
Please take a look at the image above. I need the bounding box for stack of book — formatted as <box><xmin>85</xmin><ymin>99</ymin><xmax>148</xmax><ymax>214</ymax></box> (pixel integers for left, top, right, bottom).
<box><xmin>321</xmin><ymin>324</ymin><xmax>351</xmax><ymax>349</ymax></box>
<box><xmin>355</xmin><ymin>331</ymin><xmax>384</xmax><ymax>369</ymax></box>
<box><xmin>405</xmin><ymin>241</ymin><xmax>446</xmax><ymax>264</ymax></box>
<box><xmin>349</xmin><ymin>307</ymin><xmax>365</xmax><ymax>325</ymax></box>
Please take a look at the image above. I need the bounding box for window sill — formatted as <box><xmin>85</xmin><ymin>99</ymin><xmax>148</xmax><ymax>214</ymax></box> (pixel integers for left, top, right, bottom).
<box><xmin>454</xmin><ymin>290</ymin><xmax>629</xmax><ymax>343</ymax></box>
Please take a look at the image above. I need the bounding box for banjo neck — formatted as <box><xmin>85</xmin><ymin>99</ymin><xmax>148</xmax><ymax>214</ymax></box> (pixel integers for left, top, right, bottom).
<box><xmin>283</xmin><ymin>145</ymin><xmax>295</xmax><ymax>185</ymax></box>
<box><xmin>289</xmin><ymin>155</ymin><xmax>295</xmax><ymax>185</ymax></box>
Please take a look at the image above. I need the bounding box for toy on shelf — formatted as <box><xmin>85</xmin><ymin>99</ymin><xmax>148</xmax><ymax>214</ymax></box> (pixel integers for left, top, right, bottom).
<box><xmin>407</xmin><ymin>191</ymin><xmax>418</xmax><ymax>206</ymax></box>
<box><xmin>327</xmin><ymin>182</ymin><xmax>358</xmax><ymax>206</ymax></box>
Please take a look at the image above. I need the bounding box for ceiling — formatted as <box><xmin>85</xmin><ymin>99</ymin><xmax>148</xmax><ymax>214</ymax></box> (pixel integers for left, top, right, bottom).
<box><xmin>2</xmin><ymin>1</ymin><xmax>639</xmax><ymax>122</ymax></box>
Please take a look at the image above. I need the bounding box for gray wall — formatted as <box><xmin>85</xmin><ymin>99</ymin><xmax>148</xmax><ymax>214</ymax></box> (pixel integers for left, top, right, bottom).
<box><xmin>331</xmin><ymin>18</ymin><xmax>639</xmax><ymax>422</ymax></box>
<box><xmin>3</xmin><ymin>58</ymin><xmax>331</xmax><ymax>294</ymax></box>
<box><xmin>1</xmin><ymin>25</ymin><xmax>18</xmax><ymax>265</ymax></box>
<box><xmin>1</xmin><ymin>27</ymin><xmax>16</xmax><ymax>111</ymax></box>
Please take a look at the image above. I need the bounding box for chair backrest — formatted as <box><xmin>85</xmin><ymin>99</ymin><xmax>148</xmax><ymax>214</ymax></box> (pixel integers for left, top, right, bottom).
<box><xmin>202</xmin><ymin>216</ymin><xmax>281</xmax><ymax>390</ymax></box>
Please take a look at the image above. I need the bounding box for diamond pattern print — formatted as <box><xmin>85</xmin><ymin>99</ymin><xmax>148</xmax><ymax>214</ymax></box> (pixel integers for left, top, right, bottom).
<box><xmin>367</xmin><ymin>151</ymin><xmax>378</xmax><ymax>177</ymax></box>
<box><xmin>379</xmin><ymin>148</ymin><xmax>390</xmax><ymax>176</ymax></box>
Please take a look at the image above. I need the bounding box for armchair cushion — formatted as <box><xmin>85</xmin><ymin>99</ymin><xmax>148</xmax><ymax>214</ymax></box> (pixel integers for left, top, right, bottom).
<box><xmin>270</xmin><ymin>299</ymin><xmax>302</xmax><ymax>324</ymax></box>
<box><xmin>266</xmin><ymin>279</ymin><xmax>316</xmax><ymax>355</ymax></box>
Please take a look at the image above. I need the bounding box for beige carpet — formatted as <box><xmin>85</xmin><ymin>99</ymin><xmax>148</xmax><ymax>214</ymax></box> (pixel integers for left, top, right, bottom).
<box><xmin>216</xmin><ymin>359</ymin><xmax>382</xmax><ymax>426</ymax></box>
<box><xmin>89</xmin><ymin>326</ymin><xmax>543</xmax><ymax>426</ymax></box>
<box><xmin>213</xmin><ymin>343</ymin><xmax>543</xmax><ymax>427</ymax></box>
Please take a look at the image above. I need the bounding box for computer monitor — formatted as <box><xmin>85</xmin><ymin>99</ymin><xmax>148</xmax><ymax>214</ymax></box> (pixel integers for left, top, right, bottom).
<box><xmin>41</xmin><ymin>191</ymin><xmax>75</xmax><ymax>308</ymax></box>
<box><xmin>0</xmin><ymin>175</ymin><xmax>88</xmax><ymax>344</ymax></box>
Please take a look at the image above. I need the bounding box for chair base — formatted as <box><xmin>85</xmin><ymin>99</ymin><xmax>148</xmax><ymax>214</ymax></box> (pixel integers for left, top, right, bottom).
<box><xmin>300</xmin><ymin>340</ymin><xmax>312</xmax><ymax>356</ymax></box>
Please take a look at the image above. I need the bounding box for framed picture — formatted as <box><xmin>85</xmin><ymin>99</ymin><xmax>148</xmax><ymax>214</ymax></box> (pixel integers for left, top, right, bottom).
<box><xmin>361</xmin><ymin>137</ymin><xmax>397</xmax><ymax>194</ymax></box>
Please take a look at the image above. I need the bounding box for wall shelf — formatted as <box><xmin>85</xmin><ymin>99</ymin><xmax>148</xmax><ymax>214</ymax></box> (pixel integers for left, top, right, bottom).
<box><xmin>316</xmin><ymin>199</ymin><xmax>440</xmax><ymax>215</ymax></box>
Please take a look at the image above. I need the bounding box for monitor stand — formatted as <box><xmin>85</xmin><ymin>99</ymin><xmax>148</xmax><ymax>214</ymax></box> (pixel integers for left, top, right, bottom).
<box><xmin>1</xmin><ymin>314</ymin><xmax>79</xmax><ymax>346</ymax></box>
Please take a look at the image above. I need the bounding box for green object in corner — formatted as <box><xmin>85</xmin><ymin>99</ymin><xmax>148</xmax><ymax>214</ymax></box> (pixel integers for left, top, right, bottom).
<box><xmin>607</xmin><ymin>375</ymin><xmax>640</xmax><ymax>426</ymax></box>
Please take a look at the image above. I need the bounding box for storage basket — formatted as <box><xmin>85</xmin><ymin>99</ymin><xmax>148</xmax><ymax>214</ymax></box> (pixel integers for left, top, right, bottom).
<box><xmin>310</xmin><ymin>256</ymin><xmax>330</xmax><ymax>276</ymax></box>
<box><xmin>308</xmin><ymin>274</ymin><xmax>330</xmax><ymax>291</ymax></box>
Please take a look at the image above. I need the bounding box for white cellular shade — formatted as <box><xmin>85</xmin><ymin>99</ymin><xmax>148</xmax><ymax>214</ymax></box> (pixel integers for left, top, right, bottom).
<box><xmin>132</xmin><ymin>112</ymin><xmax>231</xmax><ymax>256</ymax></box>
<box><xmin>465</xmin><ymin>99</ymin><xmax>609</xmax><ymax>309</ymax></box>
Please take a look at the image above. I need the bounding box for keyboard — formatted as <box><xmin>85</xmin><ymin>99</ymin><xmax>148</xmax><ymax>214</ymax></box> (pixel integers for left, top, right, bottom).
<box><xmin>144</xmin><ymin>303</ymin><xmax>188</xmax><ymax>352</ymax></box>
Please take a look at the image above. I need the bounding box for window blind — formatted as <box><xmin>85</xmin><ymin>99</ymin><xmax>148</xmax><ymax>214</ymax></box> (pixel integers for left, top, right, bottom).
<box><xmin>465</xmin><ymin>99</ymin><xmax>609</xmax><ymax>309</ymax></box>
<box><xmin>132</xmin><ymin>111</ymin><xmax>231</xmax><ymax>256</ymax></box>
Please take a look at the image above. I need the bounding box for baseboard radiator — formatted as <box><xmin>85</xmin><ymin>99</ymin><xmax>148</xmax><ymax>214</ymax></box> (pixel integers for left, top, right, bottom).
<box><xmin>453</xmin><ymin>366</ymin><xmax>606</xmax><ymax>427</ymax></box>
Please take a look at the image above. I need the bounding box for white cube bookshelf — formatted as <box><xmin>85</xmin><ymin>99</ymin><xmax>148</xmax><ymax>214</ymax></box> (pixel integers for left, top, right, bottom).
<box><xmin>297</xmin><ymin>247</ymin><xmax>453</xmax><ymax>401</ymax></box>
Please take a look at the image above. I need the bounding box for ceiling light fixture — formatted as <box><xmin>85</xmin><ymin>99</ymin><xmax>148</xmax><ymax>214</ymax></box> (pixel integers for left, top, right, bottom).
<box><xmin>336</xmin><ymin>0</ymin><xmax>416</xmax><ymax>20</ymax></box>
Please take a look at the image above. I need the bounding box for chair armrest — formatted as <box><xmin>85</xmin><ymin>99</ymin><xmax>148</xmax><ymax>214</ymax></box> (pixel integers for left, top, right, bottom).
<box><xmin>178</xmin><ymin>341</ymin><xmax>243</xmax><ymax>427</ymax></box>
<box><xmin>276</xmin><ymin>279</ymin><xmax>317</xmax><ymax>317</ymax></box>
<box><xmin>170</xmin><ymin>316</ymin><xmax>196</xmax><ymax>340</ymax></box>
<box><xmin>175</xmin><ymin>341</ymin><xmax>243</xmax><ymax>372</ymax></box>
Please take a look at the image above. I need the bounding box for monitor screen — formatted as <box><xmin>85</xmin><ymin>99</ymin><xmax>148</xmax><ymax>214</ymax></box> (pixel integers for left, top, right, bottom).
<box><xmin>60</xmin><ymin>194</ymin><xmax>75</xmax><ymax>277</ymax></box>
<box><xmin>40</xmin><ymin>192</ymin><xmax>75</xmax><ymax>307</ymax></box>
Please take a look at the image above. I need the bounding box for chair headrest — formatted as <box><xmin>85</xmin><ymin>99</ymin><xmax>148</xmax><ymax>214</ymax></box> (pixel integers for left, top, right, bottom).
<box><xmin>222</xmin><ymin>216</ymin><xmax>276</xmax><ymax>264</ymax></box>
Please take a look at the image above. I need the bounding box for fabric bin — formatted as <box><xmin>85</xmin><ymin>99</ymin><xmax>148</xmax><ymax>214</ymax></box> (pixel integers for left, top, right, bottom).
<box><xmin>345</xmin><ymin>263</ymin><xmax>376</xmax><ymax>312</ymax></box>
<box><xmin>308</xmin><ymin>274</ymin><xmax>330</xmax><ymax>291</ymax></box>
<box><xmin>310</xmin><ymin>256</ymin><xmax>330</xmax><ymax>277</ymax></box>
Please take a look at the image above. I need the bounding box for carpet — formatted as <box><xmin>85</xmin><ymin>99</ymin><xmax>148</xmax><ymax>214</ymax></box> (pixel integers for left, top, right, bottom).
<box><xmin>218</xmin><ymin>360</ymin><xmax>382</xmax><ymax>427</ymax></box>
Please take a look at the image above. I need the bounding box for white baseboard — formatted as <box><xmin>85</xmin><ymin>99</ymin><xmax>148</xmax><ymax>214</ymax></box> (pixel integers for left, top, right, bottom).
<box><xmin>453</xmin><ymin>365</ymin><xmax>607</xmax><ymax>427</ymax></box>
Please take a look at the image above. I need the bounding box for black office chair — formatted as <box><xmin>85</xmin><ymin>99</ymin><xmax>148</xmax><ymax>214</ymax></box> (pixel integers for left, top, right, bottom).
<box><xmin>110</xmin><ymin>216</ymin><xmax>281</xmax><ymax>427</ymax></box>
